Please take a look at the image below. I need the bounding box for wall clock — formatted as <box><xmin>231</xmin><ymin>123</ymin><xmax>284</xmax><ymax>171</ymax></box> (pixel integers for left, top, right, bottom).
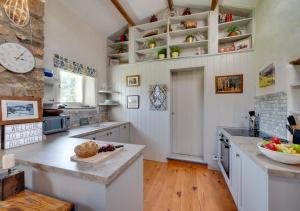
<box><xmin>0</xmin><ymin>42</ymin><xmax>35</xmax><ymax>73</ymax></box>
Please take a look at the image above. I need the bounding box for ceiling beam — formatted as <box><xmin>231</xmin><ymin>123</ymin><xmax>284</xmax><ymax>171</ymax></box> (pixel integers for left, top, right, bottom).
<box><xmin>167</xmin><ymin>0</ymin><xmax>174</xmax><ymax>10</ymax></box>
<box><xmin>211</xmin><ymin>0</ymin><xmax>218</xmax><ymax>11</ymax></box>
<box><xmin>110</xmin><ymin>0</ymin><xmax>135</xmax><ymax>26</ymax></box>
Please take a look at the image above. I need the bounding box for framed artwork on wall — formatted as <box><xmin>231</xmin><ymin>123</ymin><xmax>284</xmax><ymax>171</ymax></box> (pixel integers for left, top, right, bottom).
<box><xmin>149</xmin><ymin>84</ymin><xmax>168</xmax><ymax>111</ymax></box>
<box><xmin>127</xmin><ymin>95</ymin><xmax>140</xmax><ymax>109</ymax></box>
<box><xmin>215</xmin><ymin>74</ymin><xmax>243</xmax><ymax>94</ymax></box>
<box><xmin>126</xmin><ymin>75</ymin><xmax>140</xmax><ymax>87</ymax></box>
<box><xmin>259</xmin><ymin>63</ymin><xmax>275</xmax><ymax>88</ymax></box>
<box><xmin>0</xmin><ymin>96</ymin><xmax>42</xmax><ymax>125</ymax></box>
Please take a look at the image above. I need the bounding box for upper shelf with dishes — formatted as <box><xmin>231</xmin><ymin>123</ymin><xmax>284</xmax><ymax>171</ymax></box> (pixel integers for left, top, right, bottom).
<box><xmin>107</xmin><ymin>6</ymin><xmax>254</xmax><ymax>65</ymax></box>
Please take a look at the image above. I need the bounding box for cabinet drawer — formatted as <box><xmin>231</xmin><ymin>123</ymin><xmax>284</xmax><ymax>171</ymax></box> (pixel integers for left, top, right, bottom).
<box><xmin>96</xmin><ymin>128</ymin><xmax>120</xmax><ymax>142</ymax></box>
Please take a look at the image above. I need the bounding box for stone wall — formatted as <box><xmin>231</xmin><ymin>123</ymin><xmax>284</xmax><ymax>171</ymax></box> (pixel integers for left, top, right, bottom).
<box><xmin>61</xmin><ymin>108</ymin><xmax>100</xmax><ymax>128</ymax></box>
<box><xmin>0</xmin><ymin>0</ymin><xmax>44</xmax><ymax>97</ymax></box>
<box><xmin>255</xmin><ymin>92</ymin><xmax>287</xmax><ymax>138</ymax></box>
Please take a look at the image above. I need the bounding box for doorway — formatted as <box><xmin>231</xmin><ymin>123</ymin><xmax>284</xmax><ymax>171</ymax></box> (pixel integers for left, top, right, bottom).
<box><xmin>170</xmin><ymin>67</ymin><xmax>204</xmax><ymax>161</ymax></box>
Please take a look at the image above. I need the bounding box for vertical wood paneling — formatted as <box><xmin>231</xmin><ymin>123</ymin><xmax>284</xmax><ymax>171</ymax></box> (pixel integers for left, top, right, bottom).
<box><xmin>111</xmin><ymin>52</ymin><xmax>254</xmax><ymax>168</ymax></box>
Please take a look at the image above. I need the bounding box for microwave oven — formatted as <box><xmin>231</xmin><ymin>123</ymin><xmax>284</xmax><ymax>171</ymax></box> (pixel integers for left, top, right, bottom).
<box><xmin>43</xmin><ymin>115</ymin><xmax>70</xmax><ymax>135</ymax></box>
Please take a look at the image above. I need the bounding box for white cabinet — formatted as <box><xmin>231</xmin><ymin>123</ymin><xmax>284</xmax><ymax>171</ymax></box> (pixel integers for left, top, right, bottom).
<box><xmin>231</xmin><ymin>144</ymin><xmax>242</xmax><ymax>209</ymax></box>
<box><xmin>241</xmin><ymin>153</ymin><xmax>267</xmax><ymax>211</ymax></box>
<box><xmin>81</xmin><ymin>124</ymin><xmax>130</xmax><ymax>143</ymax></box>
<box><xmin>230</xmin><ymin>142</ymin><xmax>267</xmax><ymax>211</ymax></box>
<box><xmin>119</xmin><ymin>124</ymin><xmax>130</xmax><ymax>143</ymax></box>
<box><xmin>96</xmin><ymin>127</ymin><xmax>120</xmax><ymax>142</ymax></box>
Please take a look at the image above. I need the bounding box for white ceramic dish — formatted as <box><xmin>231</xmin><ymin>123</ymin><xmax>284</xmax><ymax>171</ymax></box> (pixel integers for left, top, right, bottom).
<box><xmin>257</xmin><ymin>142</ymin><xmax>300</xmax><ymax>164</ymax></box>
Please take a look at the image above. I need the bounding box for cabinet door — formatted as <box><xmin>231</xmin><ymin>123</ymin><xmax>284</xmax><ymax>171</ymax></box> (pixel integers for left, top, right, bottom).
<box><xmin>83</xmin><ymin>133</ymin><xmax>97</xmax><ymax>140</ymax></box>
<box><xmin>119</xmin><ymin>124</ymin><xmax>130</xmax><ymax>143</ymax></box>
<box><xmin>231</xmin><ymin>144</ymin><xmax>242</xmax><ymax>209</ymax></box>
<box><xmin>241</xmin><ymin>154</ymin><xmax>267</xmax><ymax>211</ymax></box>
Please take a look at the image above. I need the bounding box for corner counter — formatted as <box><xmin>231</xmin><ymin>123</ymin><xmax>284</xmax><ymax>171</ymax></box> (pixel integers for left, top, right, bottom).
<box><xmin>0</xmin><ymin>122</ymin><xmax>145</xmax><ymax>211</ymax></box>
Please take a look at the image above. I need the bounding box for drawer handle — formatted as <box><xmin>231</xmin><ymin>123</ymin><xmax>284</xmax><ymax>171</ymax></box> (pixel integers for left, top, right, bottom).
<box><xmin>236</xmin><ymin>154</ymin><xmax>240</xmax><ymax>157</ymax></box>
<box><xmin>124</xmin><ymin>126</ymin><xmax>127</xmax><ymax>128</ymax></box>
<box><xmin>110</xmin><ymin>132</ymin><xmax>112</xmax><ymax>135</ymax></box>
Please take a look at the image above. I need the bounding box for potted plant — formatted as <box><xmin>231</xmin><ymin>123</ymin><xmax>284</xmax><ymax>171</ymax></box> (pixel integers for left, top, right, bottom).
<box><xmin>170</xmin><ymin>46</ymin><xmax>181</xmax><ymax>58</ymax></box>
<box><xmin>147</xmin><ymin>38</ymin><xmax>157</xmax><ymax>49</ymax></box>
<box><xmin>158</xmin><ymin>48</ymin><xmax>167</xmax><ymax>60</ymax></box>
<box><xmin>116</xmin><ymin>44</ymin><xmax>127</xmax><ymax>53</ymax></box>
<box><xmin>227</xmin><ymin>25</ymin><xmax>240</xmax><ymax>37</ymax></box>
<box><xmin>186</xmin><ymin>34</ymin><xmax>195</xmax><ymax>43</ymax></box>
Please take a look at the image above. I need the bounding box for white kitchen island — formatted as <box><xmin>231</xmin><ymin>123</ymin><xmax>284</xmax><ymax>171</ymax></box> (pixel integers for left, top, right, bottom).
<box><xmin>0</xmin><ymin>122</ymin><xmax>145</xmax><ymax>211</ymax></box>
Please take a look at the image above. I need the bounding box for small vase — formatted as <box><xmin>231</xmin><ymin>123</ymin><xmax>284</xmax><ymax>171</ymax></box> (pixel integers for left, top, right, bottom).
<box><xmin>149</xmin><ymin>43</ymin><xmax>156</xmax><ymax>49</ymax></box>
<box><xmin>158</xmin><ymin>54</ymin><xmax>165</xmax><ymax>60</ymax></box>
<box><xmin>186</xmin><ymin>37</ymin><xmax>194</xmax><ymax>43</ymax></box>
<box><xmin>172</xmin><ymin>52</ymin><xmax>179</xmax><ymax>58</ymax></box>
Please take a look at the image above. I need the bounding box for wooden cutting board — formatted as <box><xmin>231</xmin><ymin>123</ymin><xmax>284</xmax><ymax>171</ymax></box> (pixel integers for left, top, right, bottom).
<box><xmin>70</xmin><ymin>147</ymin><xmax>124</xmax><ymax>164</ymax></box>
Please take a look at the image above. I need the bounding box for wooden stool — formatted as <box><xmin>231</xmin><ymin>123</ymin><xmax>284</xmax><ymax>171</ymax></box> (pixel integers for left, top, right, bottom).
<box><xmin>0</xmin><ymin>190</ymin><xmax>73</xmax><ymax>211</ymax></box>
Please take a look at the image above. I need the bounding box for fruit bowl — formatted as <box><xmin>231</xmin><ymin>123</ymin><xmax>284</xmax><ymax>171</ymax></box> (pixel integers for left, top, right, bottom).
<box><xmin>257</xmin><ymin>142</ymin><xmax>300</xmax><ymax>164</ymax></box>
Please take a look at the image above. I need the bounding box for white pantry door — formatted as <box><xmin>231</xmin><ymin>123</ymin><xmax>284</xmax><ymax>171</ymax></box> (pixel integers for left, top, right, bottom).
<box><xmin>171</xmin><ymin>69</ymin><xmax>204</xmax><ymax>157</ymax></box>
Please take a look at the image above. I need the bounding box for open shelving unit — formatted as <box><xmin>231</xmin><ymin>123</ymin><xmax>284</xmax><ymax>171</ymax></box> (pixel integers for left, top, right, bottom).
<box><xmin>218</xmin><ymin>6</ymin><xmax>254</xmax><ymax>53</ymax></box>
<box><xmin>134</xmin><ymin>11</ymin><xmax>209</xmax><ymax>62</ymax></box>
<box><xmin>106</xmin><ymin>6</ymin><xmax>255</xmax><ymax>66</ymax></box>
<box><xmin>98</xmin><ymin>89</ymin><xmax>120</xmax><ymax>107</ymax></box>
<box><xmin>107</xmin><ymin>38</ymin><xmax>129</xmax><ymax>65</ymax></box>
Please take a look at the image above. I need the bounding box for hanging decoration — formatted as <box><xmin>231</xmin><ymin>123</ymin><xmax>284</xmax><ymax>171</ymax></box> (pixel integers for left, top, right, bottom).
<box><xmin>3</xmin><ymin>0</ymin><xmax>30</xmax><ymax>28</ymax></box>
<box><xmin>149</xmin><ymin>84</ymin><xmax>168</xmax><ymax>111</ymax></box>
<box><xmin>53</xmin><ymin>54</ymin><xmax>97</xmax><ymax>78</ymax></box>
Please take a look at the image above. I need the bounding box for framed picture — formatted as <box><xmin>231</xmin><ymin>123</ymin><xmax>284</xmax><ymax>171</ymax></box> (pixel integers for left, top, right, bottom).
<box><xmin>127</xmin><ymin>95</ymin><xmax>140</xmax><ymax>109</ymax></box>
<box><xmin>0</xmin><ymin>96</ymin><xmax>42</xmax><ymax>125</ymax></box>
<box><xmin>234</xmin><ymin>37</ymin><xmax>251</xmax><ymax>51</ymax></box>
<box><xmin>126</xmin><ymin>75</ymin><xmax>140</xmax><ymax>87</ymax></box>
<box><xmin>259</xmin><ymin>63</ymin><xmax>275</xmax><ymax>88</ymax></box>
<box><xmin>215</xmin><ymin>74</ymin><xmax>243</xmax><ymax>94</ymax></box>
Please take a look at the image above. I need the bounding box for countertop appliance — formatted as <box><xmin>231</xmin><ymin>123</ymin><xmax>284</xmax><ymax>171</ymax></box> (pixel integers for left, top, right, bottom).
<box><xmin>43</xmin><ymin>115</ymin><xmax>70</xmax><ymax>135</ymax></box>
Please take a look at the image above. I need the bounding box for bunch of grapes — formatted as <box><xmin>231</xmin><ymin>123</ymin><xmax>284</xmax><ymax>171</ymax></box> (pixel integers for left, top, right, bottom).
<box><xmin>98</xmin><ymin>144</ymin><xmax>116</xmax><ymax>153</ymax></box>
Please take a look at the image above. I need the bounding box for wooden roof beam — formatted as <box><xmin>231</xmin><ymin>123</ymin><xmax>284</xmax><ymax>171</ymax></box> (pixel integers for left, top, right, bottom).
<box><xmin>111</xmin><ymin>0</ymin><xmax>135</xmax><ymax>26</ymax></box>
<box><xmin>167</xmin><ymin>0</ymin><xmax>174</xmax><ymax>10</ymax></box>
<box><xmin>211</xmin><ymin>0</ymin><xmax>218</xmax><ymax>11</ymax></box>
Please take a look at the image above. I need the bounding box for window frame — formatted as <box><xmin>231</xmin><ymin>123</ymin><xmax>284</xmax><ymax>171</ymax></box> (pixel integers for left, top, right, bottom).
<box><xmin>58</xmin><ymin>69</ymin><xmax>85</xmax><ymax>106</ymax></box>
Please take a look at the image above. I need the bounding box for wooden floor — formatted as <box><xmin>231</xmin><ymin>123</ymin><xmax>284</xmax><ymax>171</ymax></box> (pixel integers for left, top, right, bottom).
<box><xmin>144</xmin><ymin>160</ymin><xmax>237</xmax><ymax>211</ymax></box>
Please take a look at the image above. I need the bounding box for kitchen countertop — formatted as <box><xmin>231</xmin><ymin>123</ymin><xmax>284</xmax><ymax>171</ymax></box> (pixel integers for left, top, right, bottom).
<box><xmin>220</xmin><ymin>127</ymin><xmax>300</xmax><ymax>179</ymax></box>
<box><xmin>0</xmin><ymin>122</ymin><xmax>145</xmax><ymax>185</ymax></box>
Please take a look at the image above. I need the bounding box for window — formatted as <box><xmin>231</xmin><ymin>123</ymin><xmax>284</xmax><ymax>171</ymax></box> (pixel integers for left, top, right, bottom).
<box><xmin>60</xmin><ymin>70</ymin><xmax>83</xmax><ymax>103</ymax></box>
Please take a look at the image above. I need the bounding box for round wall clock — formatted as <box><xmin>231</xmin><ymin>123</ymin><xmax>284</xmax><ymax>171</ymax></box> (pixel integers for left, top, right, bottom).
<box><xmin>0</xmin><ymin>42</ymin><xmax>35</xmax><ymax>73</ymax></box>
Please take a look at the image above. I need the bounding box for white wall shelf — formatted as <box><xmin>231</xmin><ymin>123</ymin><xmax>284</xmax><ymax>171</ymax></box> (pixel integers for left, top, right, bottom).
<box><xmin>99</xmin><ymin>103</ymin><xmax>120</xmax><ymax>106</ymax></box>
<box><xmin>136</xmin><ymin>45</ymin><xmax>167</xmax><ymax>55</ymax></box>
<box><xmin>290</xmin><ymin>82</ymin><xmax>300</xmax><ymax>87</ymax></box>
<box><xmin>98</xmin><ymin>90</ymin><xmax>120</xmax><ymax>94</ymax></box>
<box><xmin>107</xmin><ymin>6</ymin><xmax>254</xmax><ymax>65</ymax></box>
<box><xmin>218</xmin><ymin>18</ymin><xmax>253</xmax><ymax>30</ymax></box>
<box><xmin>218</xmin><ymin>34</ymin><xmax>252</xmax><ymax>44</ymax></box>
<box><xmin>169</xmin><ymin>40</ymin><xmax>208</xmax><ymax>49</ymax></box>
<box><xmin>135</xmin><ymin>33</ymin><xmax>167</xmax><ymax>43</ymax></box>
<box><xmin>289</xmin><ymin>111</ymin><xmax>300</xmax><ymax>115</ymax></box>
<box><xmin>108</xmin><ymin>41</ymin><xmax>129</xmax><ymax>48</ymax></box>
<box><xmin>169</xmin><ymin>26</ymin><xmax>208</xmax><ymax>37</ymax></box>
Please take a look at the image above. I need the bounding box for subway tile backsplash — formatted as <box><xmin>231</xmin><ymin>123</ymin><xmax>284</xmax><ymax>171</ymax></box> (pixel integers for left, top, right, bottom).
<box><xmin>255</xmin><ymin>92</ymin><xmax>287</xmax><ymax>138</ymax></box>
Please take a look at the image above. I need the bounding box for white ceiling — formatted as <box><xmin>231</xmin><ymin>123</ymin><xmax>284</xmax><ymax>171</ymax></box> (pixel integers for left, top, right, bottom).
<box><xmin>58</xmin><ymin>0</ymin><xmax>259</xmax><ymax>36</ymax></box>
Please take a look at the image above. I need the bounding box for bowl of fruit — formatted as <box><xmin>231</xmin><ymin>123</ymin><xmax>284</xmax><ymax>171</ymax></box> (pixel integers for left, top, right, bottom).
<box><xmin>257</xmin><ymin>137</ymin><xmax>300</xmax><ymax>164</ymax></box>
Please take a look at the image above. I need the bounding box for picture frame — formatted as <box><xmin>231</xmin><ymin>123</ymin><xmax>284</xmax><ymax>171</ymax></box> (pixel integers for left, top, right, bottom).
<box><xmin>234</xmin><ymin>37</ymin><xmax>251</xmax><ymax>51</ymax></box>
<box><xmin>259</xmin><ymin>63</ymin><xmax>275</xmax><ymax>88</ymax></box>
<box><xmin>215</xmin><ymin>74</ymin><xmax>243</xmax><ymax>94</ymax></box>
<box><xmin>0</xmin><ymin>96</ymin><xmax>43</xmax><ymax>125</ymax></box>
<box><xmin>127</xmin><ymin>95</ymin><xmax>140</xmax><ymax>109</ymax></box>
<box><xmin>126</xmin><ymin>75</ymin><xmax>140</xmax><ymax>87</ymax></box>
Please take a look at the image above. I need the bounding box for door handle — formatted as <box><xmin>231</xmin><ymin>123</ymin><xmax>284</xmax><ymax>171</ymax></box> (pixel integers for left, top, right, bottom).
<box><xmin>171</xmin><ymin>112</ymin><xmax>175</xmax><ymax>115</ymax></box>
